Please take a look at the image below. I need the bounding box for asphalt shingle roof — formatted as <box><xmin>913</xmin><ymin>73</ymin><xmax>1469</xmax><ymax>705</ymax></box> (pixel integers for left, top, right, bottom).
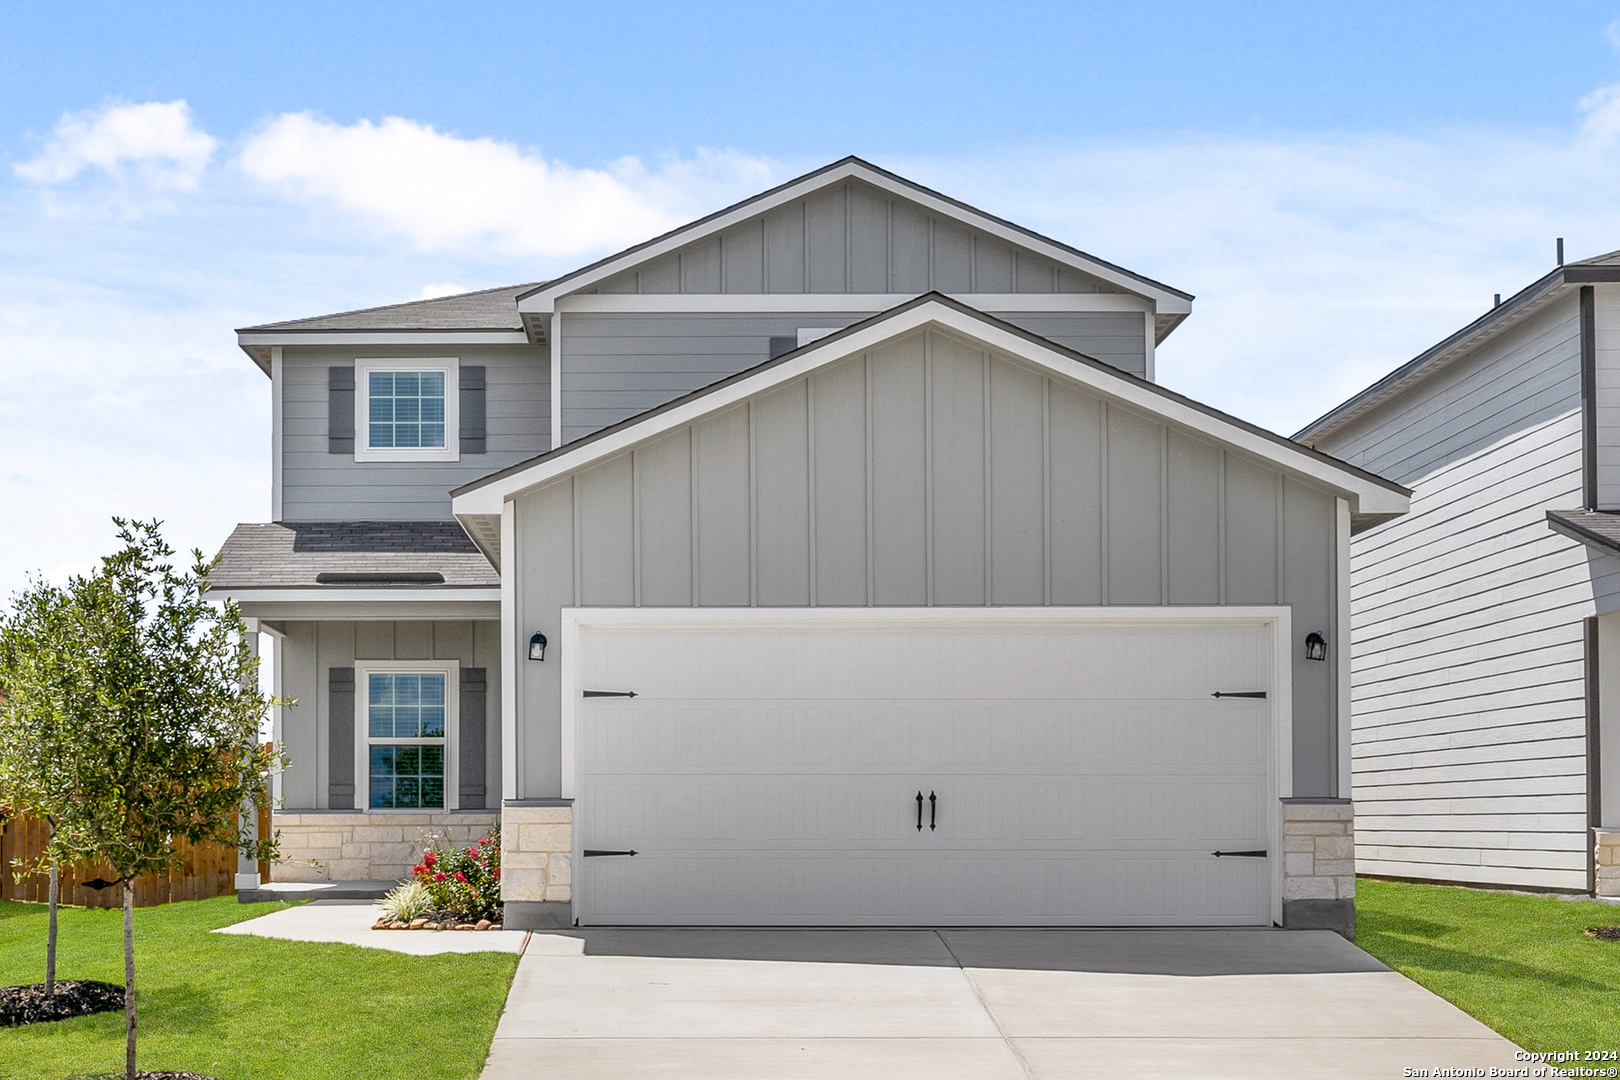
<box><xmin>210</xmin><ymin>522</ymin><xmax>498</xmax><ymax>588</ymax></box>
<box><xmin>238</xmin><ymin>283</ymin><xmax>541</xmax><ymax>333</ymax></box>
<box><xmin>1547</xmin><ymin>509</ymin><xmax>1620</xmax><ymax>555</ymax></box>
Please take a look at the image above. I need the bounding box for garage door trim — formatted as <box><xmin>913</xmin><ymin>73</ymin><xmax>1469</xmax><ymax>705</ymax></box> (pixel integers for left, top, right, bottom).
<box><xmin>559</xmin><ymin>605</ymin><xmax>1294</xmax><ymax>926</ymax></box>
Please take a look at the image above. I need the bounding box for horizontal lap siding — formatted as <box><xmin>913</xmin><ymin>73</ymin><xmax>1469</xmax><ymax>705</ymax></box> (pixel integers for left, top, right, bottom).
<box><xmin>1315</xmin><ymin>296</ymin><xmax>1601</xmax><ymax>890</ymax></box>
<box><xmin>281</xmin><ymin>344</ymin><xmax>549</xmax><ymax>520</ymax></box>
<box><xmin>515</xmin><ymin>326</ymin><xmax>1343</xmax><ymax>799</ymax></box>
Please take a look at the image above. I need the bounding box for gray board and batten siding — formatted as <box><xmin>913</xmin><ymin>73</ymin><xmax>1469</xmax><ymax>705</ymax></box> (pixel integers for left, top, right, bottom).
<box><xmin>558</xmin><ymin>310</ymin><xmax>1148</xmax><ymax>444</ymax></box>
<box><xmin>275</xmin><ymin>618</ymin><xmax>502</xmax><ymax>810</ymax></box>
<box><xmin>1310</xmin><ymin>291</ymin><xmax>1620</xmax><ymax>891</ymax></box>
<box><xmin>583</xmin><ymin>179</ymin><xmax>1127</xmax><ymax>299</ymax></box>
<box><xmin>280</xmin><ymin>344</ymin><xmax>550</xmax><ymax>521</ymax></box>
<box><xmin>514</xmin><ymin>325</ymin><xmax>1343</xmax><ymax>802</ymax></box>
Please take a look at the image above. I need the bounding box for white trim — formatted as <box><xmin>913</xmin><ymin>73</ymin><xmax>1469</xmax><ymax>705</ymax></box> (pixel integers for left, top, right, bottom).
<box><xmin>270</xmin><ymin>346</ymin><xmax>284</xmax><ymax>521</ymax></box>
<box><xmin>355</xmin><ymin>659</ymin><xmax>460</xmax><ymax>813</ymax></box>
<box><xmin>552</xmin><ymin>292</ymin><xmax>1162</xmax><ymax>315</ymax></box>
<box><xmin>559</xmin><ymin>604</ymin><xmax>1293</xmax><ymax>925</ymax></box>
<box><xmin>1336</xmin><ymin>496</ymin><xmax>1353</xmax><ymax>800</ymax></box>
<box><xmin>550</xmin><ymin>314</ymin><xmax>564</xmax><ymax>451</ymax></box>
<box><xmin>500</xmin><ymin>501</ymin><xmax>519</xmax><ymax>801</ymax></box>
<box><xmin>453</xmin><ymin>299</ymin><xmax>1408</xmax><ymax>521</ymax></box>
<box><xmin>518</xmin><ymin>160</ymin><xmax>1190</xmax><ymax>312</ymax></box>
<box><xmin>1143</xmin><ymin>311</ymin><xmax>1157</xmax><ymax>384</ymax></box>
<box><xmin>215</xmin><ymin>587</ymin><xmax>498</xmax><ymax>603</ymax></box>
<box><xmin>355</xmin><ymin>357</ymin><xmax>460</xmax><ymax>462</ymax></box>
<box><xmin>238</xmin><ymin>330</ymin><xmax>528</xmax><ymax>348</ymax></box>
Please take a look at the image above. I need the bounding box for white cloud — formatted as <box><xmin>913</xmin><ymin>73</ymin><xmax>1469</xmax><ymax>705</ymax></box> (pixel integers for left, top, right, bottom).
<box><xmin>13</xmin><ymin>100</ymin><xmax>219</xmax><ymax>190</ymax></box>
<box><xmin>417</xmin><ymin>282</ymin><xmax>471</xmax><ymax>300</ymax></box>
<box><xmin>237</xmin><ymin>113</ymin><xmax>777</xmax><ymax>258</ymax></box>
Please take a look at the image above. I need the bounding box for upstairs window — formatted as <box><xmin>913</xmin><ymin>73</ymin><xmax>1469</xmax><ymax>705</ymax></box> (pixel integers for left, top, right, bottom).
<box><xmin>354</xmin><ymin>358</ymin><xmax>460</xmax><ymax>462</ymax></box>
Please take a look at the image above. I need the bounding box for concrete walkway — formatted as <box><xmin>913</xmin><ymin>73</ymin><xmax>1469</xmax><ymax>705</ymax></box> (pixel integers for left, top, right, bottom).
<box><xmin>217</xmin><ymin>899</ymin><xmax>529</xmax><ymax>955</ymax></box>
<box><xmin>481</xmin><ymin>928</ymin><xmax>1524</xmax><ymax>1079</ymax></box>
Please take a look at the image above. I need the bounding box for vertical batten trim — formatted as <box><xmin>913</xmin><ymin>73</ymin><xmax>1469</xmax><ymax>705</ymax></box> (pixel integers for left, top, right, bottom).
<box><xmin>968</xmin><ymin>234</ymin><xmax>978</xmax><ymax>292</ymax></box>
<box><xmin>1582</xmin><ymin>285</ymin><xmax>1597</xmax><ymax>510</ymax></box>
<box><xmin>1160</xmin><ymin>426</ymin><xmax>1171</xmax><ymax>604</ymax></box>
<box><xmin>550</xmin><ymin>314</ymin><xmax>564</xmax><ymax>450</ymax></box>
<box><xmin>927</xmin><ymin>217</ymin><xmax>937</xmax><ymax>290</ymax></box>
<box><xmin>762</xmin><ymin>215</ymin><xmax>772</xmax><ymax>294</ymax></box>
<box><xmin>1042</xmin><ymin>377</ymin><xmax>1052</xmax><ymax>606</ymax></box>
<box><xmin>885</xmin><ymin>201</ymin><xmax>895</xmax><ymax>294</ymax></box>
<box><xmin>1099</xmin><ymin>402</ymin><xmax>1110</xmax><ymax>605</ymax></box>
<box><xmin>842</xmin><ymin>183</ymin><xmax>852</xmax><ymax>293</ymax></box>
<box><xmin>570</xmin><ymin>477</ymin><xmax>582</xmax><ymax>607</ymax></box>
<box><xmin>1587</xmin><ymin>615</ymin><xmax>1602</xmax><ymax>894</ymax></box>
<box><xmin>718</xmin><ymin>232</ymin><xmax>727</xmax><ymax>293</ymax></box>
<box><xmin>799</xmin><ymin>200</ymin><xmax>809</xmax><ymax>294</ymax></box>
<box><xmin>748</xmin><ymin>401</ymin><xmax>759</xmax><ymax>606</ymax></box>
<box><xmin>923</xmin><ymin>332</ymin><xmax>935</xmax><ymax>606</ymax></box>
<box><xmin>1143</xmin><ymin>310</ymin><xmax>1157</xmax><ymax>383</ymax></box>
<box><xmin>806</xmin><ymin>374</ymin><xmax>818</xmax><ymax>605</ymax></box>
<box><xmin>865</xmin><ymin>352</ymin><xmax>876</xmax><ymax>605</ymax></box>
<box><xmin>1217</xmin><ymin>451</ymin><xmax>1228</xmax><ymax>605</ymax></box>
<box><xmin>500</xmin><ymin>500</ymin><xmax>518</xmax><ymax>799</ymax></box>
<box><xmin>631</xmin><ymin>450</ymin><xmax>642</xmax><ymax>608</ymax></box>
<box><xmin>1275</xmin><ymin>475</ymin><xmax>1287</xmax><ymax>604</ymax></box>
<box><xmin>1335</xmin><ymin>496</ymin><xmax>1352</xmax><ymax>799</ymax></box>
<box><xmin>982</xmin><ymin>348</ymin><xmax>994</xmax><ymax>604</ymax></box>
<box><xmin>270</xmin><ymin>346</ymin><xmax>284</xmax><ymax>521</ymax></box>
<box><xmin>689</xmin><ymin>426</ymin><xmax>701</xmax><ymax>605</ymax></box>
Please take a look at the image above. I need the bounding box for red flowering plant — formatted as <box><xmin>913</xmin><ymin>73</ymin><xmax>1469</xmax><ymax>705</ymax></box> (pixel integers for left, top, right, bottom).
<box><xmin>410</xmin><ymin>827</ymin><xmax>502</xmax><ymax>922</ymax></box>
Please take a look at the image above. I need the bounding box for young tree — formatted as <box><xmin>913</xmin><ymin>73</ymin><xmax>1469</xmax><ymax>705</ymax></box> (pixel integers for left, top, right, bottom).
<box><xmin>0</xmin><ymin>520</ymin><xmax>281</xmax><ymax>1080</ymax></box>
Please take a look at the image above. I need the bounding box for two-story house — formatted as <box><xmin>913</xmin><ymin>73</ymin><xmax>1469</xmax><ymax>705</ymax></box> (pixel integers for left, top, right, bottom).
<box><xmin>1299</xmin><ymin>252</ymin><xmax>1620</xmax><ymax>899</ymax></box>
<box><xmin>214</xmin><ymin>158</ymin><xmax>1407</xmax><ymax>933</ymax></box>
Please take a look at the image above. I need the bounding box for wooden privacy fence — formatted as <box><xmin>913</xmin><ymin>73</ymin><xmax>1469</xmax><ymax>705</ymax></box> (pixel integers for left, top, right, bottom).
<box><xmin>0</xmin><ymin>805</ymin><xmax>270</xmax><ymax>909</ymax></box>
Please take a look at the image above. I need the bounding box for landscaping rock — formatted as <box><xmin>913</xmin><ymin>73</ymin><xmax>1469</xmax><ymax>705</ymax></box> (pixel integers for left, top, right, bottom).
<box><xmin>475</xmin><ymin>919</ymin><xmax>491</xmax><ymax>931</ymax></box>
<box><xmin>408</xmin><ymin>918</ymin><xmax>428</xmax><ymax>929</ymax></box>
<box><xmin>1</xmin><ymin>980</ymin><xmax>123</xmax><ymax>1026</ymax></box>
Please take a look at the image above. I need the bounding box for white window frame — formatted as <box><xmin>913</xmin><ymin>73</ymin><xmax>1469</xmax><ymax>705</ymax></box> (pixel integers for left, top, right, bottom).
<box><xmin>355</xmin><ymin>659</ymin><xmax>460</xmax><ymax>812</ymax></box>
<box><xmin>355</xmin><ymin>357</ymin><xmax>460</xmax><ymax>462</ymax></box>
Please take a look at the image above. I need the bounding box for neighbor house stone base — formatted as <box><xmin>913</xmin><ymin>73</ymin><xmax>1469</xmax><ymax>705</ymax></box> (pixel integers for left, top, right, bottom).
<box><xmin>1597</xmin><ymin>829</ymin><xmax>1620</xmax><ymax>898</ymax></box>
<box><xmin>270</xmin><ymin>811</ymin><xmax>498</xmax><ymax>883</ymax></box>
<box><xmin>501</xmin><ymin>800</ymin><xmax>573</xmax><ymax>927</ymax></box>
<box><xmin>1280</xmin><ymin>798</ymin><xmax>1356</xmax><ymax>940</ymax></box>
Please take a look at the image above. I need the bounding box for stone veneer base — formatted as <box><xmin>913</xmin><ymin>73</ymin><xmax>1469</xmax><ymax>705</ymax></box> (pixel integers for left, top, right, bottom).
<box><xmin>270</xmin><ymin>811</ymin><xmax>498</xmax><ymax>883</ymax></box>
<box><xmin>1596</xmin><ymin>829</ymin><xmax>1620</xmax><ymax>898</ymax></box>
<box><xmin>1280</xmin><ymin>798</ymin><xmax>1356</xmax><ymax>940</ymax></box>
<box><xmin>501</xmin><ymin>802</ymin><xmax>574</xmax><ymax>906</ymax></box>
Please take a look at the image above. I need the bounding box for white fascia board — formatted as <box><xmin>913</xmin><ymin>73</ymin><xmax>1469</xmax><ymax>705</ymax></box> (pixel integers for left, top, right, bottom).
<box><xmin>228</xmin><ymin>597</ymin><xmax>501</xmax><ymax>621</ymax></box>
<box><xmin>453</xmin><ymin>299</ymin><xmax>1408</xmax><ymax>519</ymax></box>
<box><xmin>214</xmin><ymin>587</ymin><xmax>499</xmax><ymax>603</ymax></box>
<box><xmin>237</xmin><ymin>330</ymin><xmax>530</xmax><ymax>348</ymax></box>
<box><xmin>519</xmin><ymin>161</ymin><xmax>1186</xmax><ymax>313</ymax></box>
<box><xmin>554</xmin><ymin>292</ymin><xmax>1163</xmax><ymax>315</ymax></box>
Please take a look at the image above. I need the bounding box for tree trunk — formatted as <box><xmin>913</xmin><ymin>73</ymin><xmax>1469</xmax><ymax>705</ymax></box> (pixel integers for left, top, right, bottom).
<box><xmin>45</xmin><ymin>862</ymin><xmax>58</xmax><ymax>995</ymax></box>
<box><xmin>124</xmin><ymin>880</ymin><xmax>136</xmax><ymax>1080</ymax></box>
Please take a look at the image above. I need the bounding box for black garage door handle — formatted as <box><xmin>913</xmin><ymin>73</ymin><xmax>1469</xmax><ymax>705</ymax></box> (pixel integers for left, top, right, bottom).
<box><xmin>1211</xmin><ymin>849</ymin><xmax>1268</xmax><ymax>858</ymax></box>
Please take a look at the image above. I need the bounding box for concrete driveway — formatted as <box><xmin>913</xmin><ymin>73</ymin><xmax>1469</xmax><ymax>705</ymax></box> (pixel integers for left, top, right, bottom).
<box><xmin>481</xmin><ymin>928</ymin><xmax>1523</xmax><ymax>1079</ymax></box>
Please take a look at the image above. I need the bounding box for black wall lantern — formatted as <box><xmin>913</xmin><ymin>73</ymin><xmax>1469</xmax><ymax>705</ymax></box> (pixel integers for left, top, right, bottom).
<box><xmin>1304</xmin><ymin>631</ymin><xmax>1328</xmax><ymax>662</ymax></box>
<box><xmin>528</xmin><ymin>632</ymin><xmax>548</xmax><ymax>661</ymax></box>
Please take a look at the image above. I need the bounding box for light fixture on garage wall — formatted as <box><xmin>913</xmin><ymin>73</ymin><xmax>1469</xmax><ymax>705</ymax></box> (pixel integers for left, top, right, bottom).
<box><xmin>529</xmin><ymin>632</ymin><xmax>548</xmax><ymax>661</ymax></box>
<box><xmin>1304</xmin><ymin>631</ymin><xmax>1328</xmax><ymax>662</ymax></box>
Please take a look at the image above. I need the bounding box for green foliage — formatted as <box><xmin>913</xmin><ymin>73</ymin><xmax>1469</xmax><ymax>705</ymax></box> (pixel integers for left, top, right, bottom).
<box><xmin>0</xmin><ymin>897</ymin><xmax>518</xmax><ymax>1079</ymax></box>
<box><xmin>0</xmin><ymin>519</ymin><xmax>285</xmax><ymax>881</ymax></box>
<box><xmin>412</xmin><ymin>829</ymin><xmax>501</xmax><ymax>922</ymax></box>
<box><xmin>377</xmin><ymin>879</ymin><xmax>433</xmax><ymax>923</ymax></box>
<box><xmin>1356</xmin><ymin>877</ymin><xmax>1620</xmax><ymax>1051</ymax></box>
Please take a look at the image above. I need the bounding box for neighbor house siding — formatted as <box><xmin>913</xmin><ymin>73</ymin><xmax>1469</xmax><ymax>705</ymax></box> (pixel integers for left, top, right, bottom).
<box><xmin>280</xmin><ymin>344</ymin><xmax>549</xmax><ymax>520</ymax></box>
<box><xmin>515</xmin><ymin>326</ymin><xmax>1343</xmax><ymax>801</ymax></box>
<box><xmin>558</xmin><ymin>311</ymin><xmax>1148</xmax><ymax>442</ymax></box>
<box><xmin>275</xmin><ymin>619</ymin><xmax>502</xmax><ymax>810</ymax></box>
<box><xmin>1314</xmin><ymin>295</ymin><xmax>1620</xmax><ymax>891</ymax></box>
<box><xmin>586</xmin><ymin>178</ymin><xmax>1121</xmax><ymax>297</ymax></box>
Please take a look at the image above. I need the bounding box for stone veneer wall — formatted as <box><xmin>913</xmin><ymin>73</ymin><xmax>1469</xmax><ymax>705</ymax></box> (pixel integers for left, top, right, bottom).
<box><xmin>272</xmin><ymin>812</ymin><xmax>498</xmax><ymax>882</ymax></box>
<box><xmin>500</xmin><ymin>802</ymin><xmax>573</xmax><ymax>929</ymax></box>
<box><xmin>1281</xmin><ymin>798</ymin><xmax>1356</xmax><ymax>939</ymax></box>
<box><xmin>1597</xmin><ymin>829</ymin><xmax>1620</xmax><ymax>898</ymax></box>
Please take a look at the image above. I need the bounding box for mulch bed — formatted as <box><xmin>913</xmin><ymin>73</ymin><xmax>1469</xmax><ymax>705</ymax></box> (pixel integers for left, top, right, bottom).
<box><xmin>1</xmin><ymin>980</ymin><xmax>123</xmax><ymax>1026</ymax></box>
<box><xmin>68</xmin><ymin>1074</ymin><xmax>221</xmax><ymax>1079</ymax></box>
<box><xmin>373</xmin><ymin>907</ymin><xmax>503</xmax><ymax>931</ymax></box>
<box><xmin>1583</xmin><ymin>926</ymin><xmax>1620</xmax><ymax>941</ymax></box>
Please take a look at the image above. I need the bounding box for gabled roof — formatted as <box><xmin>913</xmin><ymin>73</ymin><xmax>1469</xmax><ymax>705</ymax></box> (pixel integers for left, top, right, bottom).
<box><xmin>514</xmin><ymin>157</ymin><xmax>1194</xmax><ymax>316</ymax></box>
<box><xmin>1295</xmin><ymin>251</ymin><xmax>1620</xmax><ymax>444</ymax></box>
<box><xmin>453</xmin><ymin>294</ymin><xmax>1407</xmax><ymax>562</ymax></box>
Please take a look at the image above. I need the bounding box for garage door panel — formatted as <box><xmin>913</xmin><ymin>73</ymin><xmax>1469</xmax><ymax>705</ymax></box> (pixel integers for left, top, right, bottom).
<box><xmin>576</xmin><ymin>616</ymin><xmax>1277</xmax><ymax>926</ymax></box>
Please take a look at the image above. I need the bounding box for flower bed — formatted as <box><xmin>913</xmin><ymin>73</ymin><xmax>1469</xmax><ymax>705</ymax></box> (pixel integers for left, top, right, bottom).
<box><xmin>371</xmin><ymin>911</ymin><xmax>503</xmax><ymax>932</ymax></box>
<box><xmin>374</xmin><ymin>827</ymin><xmax>503</xmax><ymax>931</ymax></box>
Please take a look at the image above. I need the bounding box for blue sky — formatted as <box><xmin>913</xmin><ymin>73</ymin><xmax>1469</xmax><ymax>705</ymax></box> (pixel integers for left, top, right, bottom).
<box><xmin>7</xmin><ymin>2</ymin><xmax>1620</xmax><ymax>593</ymax></box>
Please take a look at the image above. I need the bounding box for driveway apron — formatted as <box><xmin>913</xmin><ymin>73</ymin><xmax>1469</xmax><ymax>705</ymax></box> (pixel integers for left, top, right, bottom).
<box><xmin>481</xmin><ymin>928</ymin><xmax>1524</xmax><ymax>1079</ymax></box>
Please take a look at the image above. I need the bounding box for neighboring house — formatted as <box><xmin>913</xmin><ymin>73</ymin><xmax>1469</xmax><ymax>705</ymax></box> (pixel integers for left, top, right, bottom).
<box><xmin>213</xmin><ymin>158</ymin><xmax>1408</xmax><ymax>934</ymax></box>
<box><xmin>1298</xmin><ymin>252</ymin><xmax>1620</xmax><ymax>897</ymax></box>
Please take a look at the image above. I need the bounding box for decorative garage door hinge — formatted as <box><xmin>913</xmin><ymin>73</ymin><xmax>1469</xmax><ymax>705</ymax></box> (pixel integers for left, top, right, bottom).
<box><xmin>582</xmin><ymin>849</ymin><xmax>639</xmax><ymax>857</ymax></box>
<box><xmin>1210</xmin><ymin>691</ymin><xmax>1267</xmax><ymax>698</ymax></box>
<box><xmin>583</xmin><ymin>690</ymin><xmax>638</xmax><ymax>698</ymax></box>
<box><xmin>1211</xmin><ymin>849</ymin><xmax>1268</xmax><ymax>858</ymax></box>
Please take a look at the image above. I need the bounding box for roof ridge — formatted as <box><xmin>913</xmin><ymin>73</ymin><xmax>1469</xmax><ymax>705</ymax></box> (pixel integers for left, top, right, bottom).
<box><xmin>239</xmin><ymin>281</ymin><xmax>544</xmax><ymax>332</ymax></box>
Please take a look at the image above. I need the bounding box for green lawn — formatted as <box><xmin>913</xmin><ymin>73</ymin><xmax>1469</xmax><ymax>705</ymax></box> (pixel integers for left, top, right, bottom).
<box><xmin>1356</xmin><ymin>877</ymin><xmax>1620</xmax><ymax>1051</ymax></box>
<box><xmin>0</xmin><ymin>897</ymin><xmax>519</xmax><ymax>1080</ymax></box>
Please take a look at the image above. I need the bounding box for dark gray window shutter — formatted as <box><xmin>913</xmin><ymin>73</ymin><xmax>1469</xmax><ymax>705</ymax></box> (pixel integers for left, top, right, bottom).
<box><xmin>328</xmin><ymin>367</ymin><xmax>355</xmax><ymax>454</ymax></box>
<box><xmin>460</xmin><ymin>365</ymin><xmax>486</xmax><ymax>454</ymax></box>
<box><xmin>328</xmin><ymin>667</ymin><xmax>356</xmax><ymax>809</ymax></box>
<box><xmin>458</xmin><ymin>668</ymin><xmax>487</xmax><ymax>808</ymax></box>
<box><xmin>768</xmin><ymin>336</ymin><xmax>796</xmax><ymax>359</ymax></box>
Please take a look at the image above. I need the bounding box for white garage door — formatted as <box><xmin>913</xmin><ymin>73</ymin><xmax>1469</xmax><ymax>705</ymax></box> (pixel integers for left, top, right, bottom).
<box><xmin>571</xmin><ymin>613</ymin><xmax>1278</xmax><ymax>926</ymax></box>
